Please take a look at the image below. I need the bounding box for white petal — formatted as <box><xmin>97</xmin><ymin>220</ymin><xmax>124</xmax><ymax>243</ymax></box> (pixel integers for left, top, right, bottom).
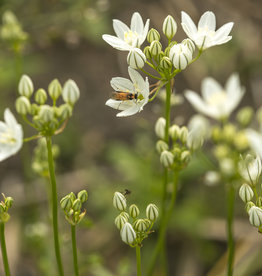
<box><xmin>102</xmin><ymin>34</ymin><xmax>131</xmax><ymax>51</ymax></box>
<box><xmin>128</xmin><ymin>67</ymin><xmax>145</xmax><ymax>91</ymax></box>
<box><xmin>116</xmin><ymin>104</ymin><xmax>140</xmax><ymax>117</ymax></box>
<box><xmin>198</xmin><ymin>11</ymin><xmax>216</xmax><ymax>31</ymax></box>
<box><xmin>105</xmin><ymin>99</ymin><xmax>133</xmax><ymax>111</ymax></box>
<box><xmin>113</xmin><ymin>19</ymin><xmax>129</xmax><ymax>40</ymax></box>
<box><xmin>110</xmin><ymin>77</ymin><xmax>134</xmax><ymax>92</ymax></box>
<box><xmin>246</xmin><ymin>130</ymin><xmax>262</xmax><ymax>159</ymax></box>
<box><xmin>213</xmin><ymin>22</ymin><xmax>234</xmax><ymax>42</ymax></box>
<box><xmin>181</xmin><ymin>11</ymin><xmax>197</xmax><ymax>39</ymax></box>
<box><xmin>4</xmin><ymin>108</ymin><xmax>18</xmax><ymax>128</ymax></box>
<box><xmin>201</xmin><ymin>77</ymin><xmax>223</xmax><ymax>102</ymax></box>
<box><xmin>130</xmin><ymin>12</ymin><xmax>144</xmax><ymax>35</ymax></box>
<box><xmin>140</xmin><ymin>19</ymin><xmax>150</xmax><ymax>45</ymax></box>
<box><xmin>140</xmin><ymin>78</ymin><xmax>150</xmax><ymax>100</ymax></box>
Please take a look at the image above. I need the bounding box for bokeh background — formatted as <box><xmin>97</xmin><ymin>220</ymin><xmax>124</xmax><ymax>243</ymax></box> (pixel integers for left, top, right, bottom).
<box><xmin>0</xmin><ymin>0</ymin><xmax>262</xmax><ymax>275</ymax></box>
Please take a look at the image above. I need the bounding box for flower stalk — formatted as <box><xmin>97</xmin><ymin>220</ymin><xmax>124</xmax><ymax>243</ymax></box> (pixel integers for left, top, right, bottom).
<box><xmin>71</xmin><ymin>225</ymin><xmax>79</xmax><ymax>276</ymax></box>
<box><xmin>0</xmin><ymin>223</ymin><xmax>10</xmax><ymax>276</ymax></box>
<box><xmin>136</xmin><ymin>245</ymin><xmax>142</xmax><ymax>276</ymax></box>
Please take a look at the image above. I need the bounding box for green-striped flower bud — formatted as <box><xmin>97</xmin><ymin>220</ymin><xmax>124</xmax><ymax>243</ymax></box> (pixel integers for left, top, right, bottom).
<box><xmin>143</xmin><ymin>46</ymin><xmax>152</xmax><ymax>60</ymax></box>
<box><xmin>156</xmin><ymin>140</ymin><xmax>168</xmax><ymax>154</ymax></box>
<box><xmin>160</xmin><ymin>57</ymin><xmax>172</xmax><ymax>70</ymax></box>
<box><xmin>179</xmin><ymin>126</ymin><xmax>188</xmax><ymax>144</ymax></box>
<box><xmin>236</xmin><ymin>107</ymin><xmax>254</xmax><ymax>127</ymax></box>
<box><xmin>173</xmin><ymin>147</ymin><xmax>181</xmax><ymax>159</ymax></box>
<box><xmin>246</xmin><ymin>201</ymin><xmax>255</xmax><ymax>213</ymax></box>
<box><xmin>0</xmin><ymin>204</ymin><xmax>5</xmax><ymax>213</ymax></box>
<box><xmin>147</xmin><ymin>28</ymin><xmax>160</xmax><ymax>43</ymax></box>
<box><xmin>120</xmin><ymin>212</ymin><xmax>129</xmax><ymax>221</ymax></box>
<box><xmin>181</xmin><ymin>150</ymin><xmax>191</xmax><ymax>163</ymax></box>
<box><xmin>182</xmin><ymin>38</ymin><xmax>195</xmax><ymax>53</ymax></box>
<box><xmin>5</xmin><ymin>197</ymin><xmax>13</xmax><ymax>209</ymax></box>
<box><xmin>150</xmin><ymin>40</ymin><xmax>162</xmax><ymax>56</ymax></box>
<box><xmin>30</xmin><ymin>103</ymin><xmax>39</xmax><ymax>116</ymax></box>
<box><xmin>146</xmin><ymin>203</ymin><xmax>159</xmax><ymax>221</ymax></box>
<box><xmin>160</xmin><ymin>150</ymin><xmax>174</xmax><ymax>168</ymax></box>
<box><xmin>257</xmin><ymin>197</ymin><xmax>262</xmax><ymax>207</ymax></box>
<box><xmin>62</xmin><ymin>79</ymin><xmax>80</xmax><ymax>105</ymax></box>
<box><xmin>120</xmin><ymin>222</ymin><xmax>136</xmax><ymax>245</ymax></box>
<box><xmin>113</xmin><ymin>192</ymin><xmax>127</xmax><ymax>211</ymax></box>
<box><xmin>249</xmin><ymin>206</ymin><xmax>262</xmax><ymax>227</ymax></box>
<box><xmin>133</xmin><ymin>219</ymin><xmax>148</xmax><ymax>232</ymax></box>
<box><xmin>155</xmin><ymin>117</ymin><xmax>166</xmax><ymax>139</ymax></box>
<box><xmin>38</xmin><ymin>105</ymin><xmax>54</xmax><ymax>123</ymax></box>
<box><xmin>72</xmin><ymin>198</ymin><xmax>82</xmax><ymax>212</ymax></box>
<box><xmin>18</xmin><ymin>75</ymin><xmax>34</xmax><ymax>98</ymax></box>
<box><xmin>163</xmin><ymin>15</ymin><xmax>177</xmax><ymax>40</ymax></box>
<box><xmin>48</xmin><ymin>79</ymin><xmax>62</xmax><ymax>101</ymax></box>
<box><xmin>169</xmin><ymin>125</ymin><xmax>180</xmax><ymax>140</ymax></box>
<box><xmin>68</xmin><ymin>192</ymin><xmax>76</xmax><ymax>202</ymax></box>
<box><xmin>57</xmin><ymin>104</ymin><xmax>72</xmax><ymax>120</ymax></box>
<box><xmin>127</xmin><ymin>48</ymin><xmax>146</xmax><ymax>69</ymax></box>
<box><xmin>115</xmin><ymin>214</ymin><xmax>128</xmax><ymax>230</ymax></box>
<box><xmin>35</xmin><ymin>88</ymin><xmax>47</xmax><ymax>105</ymax></box>
<box><xmin>15</xmin><ymin>96</ymin><xmax>31</xmax><ymax>115</ymax></box>
<box><xmin>239</xmin><ymin>184</ymin><xmax>254</xmax><ymax>203</ymax></box>
<box><xmin>60</xmin><ymin>195</ymin><xmax>72</xmax><ymax>211</ymax></box>
<box><xmin>77</xmin><ymin>190</ymin><xmax>88</xmax><ymax>203</ymax></box>
<box><xmin>143</xmin><ymin>218</ymin><xmax>151</xmax><ymax>228</ymax></box>
<box><xmin>129</xmin><ymin>204</ymin><xmax>140</xmax><ymax>219</ymax></box>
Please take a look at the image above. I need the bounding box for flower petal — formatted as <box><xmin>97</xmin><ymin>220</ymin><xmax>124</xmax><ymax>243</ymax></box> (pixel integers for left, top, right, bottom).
<box><xmin>110</xmin><ymin>77</ymin><xmax>134</xmax><ymax>92</ymax></box>
<box><xmin>201</xmin><ymin>77</ymin><xmax>223</xmax><ymax>102</ymax></box>
<box><xmin>213</xmin><ymin>22</ymin><xmax>234</xmax><ymax>43</ymax></box>
<box><xmin>4</xmin><ymin>108</ymin><xmax>18</xmax><ymax>128</ymax></box>
<box><xmin>116</xmin><ymin>104</ymin><xmax>140</xmax><ymax>117</ymax></box>
<box><xmin>198</xmin><ymin>11</ymin><xmax>216</xmax><ymax>31</ymax></box>
<box><xmin>181</xmin><ymin>11</ymin><xmax>197</xmax><ymax>39</ymax></box>
<box><xmin>140</xmin><ymin>19</ymin><xmax>150</xmax><ymax>45</ymax></box>
<box><xmin>105</xmin><ymin>99</ymin><xmax>133</xmax><ymax>111</ymax></box>
<box><xmin>113</xmin><ymin>19</ymin><xmax>129</xmax><ymax>40</ymax></box>
<box><xmin>102</xmin><ymin>34</ymin><xmax>131</xmax><ymax>51</ymax></box>
<box><xmin>130</xmin><ymin>12</ymin><xmax>144</xmax><ymax>35</ymax></box>
<box><xmin>245</xmin><ymin>130</ymin><xmax>262</xmax><ymax>159</ymax></box>
<box><xmin>128</xmin><ymin>67</ymin><xmax>145</xmax><ymax>90</ymax></box>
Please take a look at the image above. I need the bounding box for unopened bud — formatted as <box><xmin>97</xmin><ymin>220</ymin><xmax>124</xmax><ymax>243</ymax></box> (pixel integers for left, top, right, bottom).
<box><xmin>129</xmin><ymin>204</ymin><xmax>140</xmax><ymax>219</ymax></box>
<box><xmin>160</xmin><ymin>57</ymin><xmax>172</xmax><ymax>70</ymax></box>
<box><xmin>182</xmin><ymin>38</ymin><xmax>195</xmax><ymax>53</ymax></box>
<box><xmin>48</xmin><ymin>79</ymin><xmax>62</xmax><ymax>101</ymax></box>
<box><xmin>35</xmin><ymin>89</ymin><xmax>47</xmax><ymax>105</ymax></box>
<box><xmin>15</xmin><ymin>96</ymin><xmax>31</xmax><ymax>115</ymax></box>
<box><xmin>181</xmin><ymin>150</ymin><xmax>191</xmax><ymax>163</ymax></box>
<box><xmin>5</xmin><ymin>197</ymin><xmax>13</xmax><ymax>209</ymax></box>
<box><xmin>62</xmin><ymin>79</ymin><xmax>80</xmax><ymax>105</ymax></box>
<box><xmin>60</xmin><ymin>195</ymin><xmax>72</xmax><ymax>211</ymax></box>
<box><xmin>223</xmin><ymin>124</ymin><xmax>236</xmax><ymax>142</ymax></box>
<box><xmin>147</xmin><ymin>28</ymin><xmax>160</xmax><ymax>43</ymax></box>
<box><xmin>211</xmin><ymin>126</ymin><xmax>222</xmax><ymax>142</ymax></box>
<box><xmin>187</xmin><ymin>130</ymin><xmax>203</xmax><ymax>151</ymax></box>
<box><xmin>146</xmin><ymin>203</ymin><xmax>159</xmax><ymax>221</ymax></box>
<box><xmin>77</xmin><ymin>190</ymin><xmax>88</xmax><ymax>203</ymax></box>
<box><xmin>163</xmin><ymin>15</ymin><xmax>177</xmax><ymax>40</ymax></box>
<box><xmin>113</xmin><ymin>192</ymin><xmax>127</xmax><ymax>211</ymax></box>
<box><xmin>68</xmin><ymin>192</ymin><xmax>76</xmax><ymax>202</ymax></box>
<box><xmin>72</xmin><ymin>198</ymin><xmax>82</xmax><ymax>212</ymax></box>
<box><xmin>169</xmin><ymin>43</ymin><xmax>192</xmax><ymax>70</ymax></box>
<box><xmin>155</xmin><ymin>117</ymin><xmax>166</xmax><ymax>139</ymax></box>
<box><xmin>150</xmin><ymin>40</ymin><xmax>162</xmax><ymax>56</ymax></box>
<box><xmin>18</xmin><ymin>75</ymin><xmax>34</xmax><ymax>98</ymax></box>
<box><xmin>236</xmin><ymin>107</ymin><xmax>253</xmax><ymax>127</ymax></box>
<box><xmin>160</xmin><ymin>150</ymin><xmax>174</xmax><ymax>167</ymax></box>
<box><xmin>58</xmin><ymin>104</ymin><xmax>73</xmax><ymax>120</ymax></box>
<box><xmin>156</xmin><ymin>140</ymin><xmax>168</xmax><ymax>154</ymax></box>
<box><xmin>120</xmin><ymin>222</ymin><xmax>136</xmax><ymax>245</ymax></box>
<box><xmin>239</xmin><ymin>184</ymin><xmax>254</xmax><ymax>203</ymax></box>
<box><xmin>169</xmin><ymin>125</ymin><xmax>180</xmax><ymax>140</ymax></box>
<box><xmin>120</xmin><ymin>212</ymin><xmax>129</xmax><ymax>221</ymax></box>
<box><xmin>179</xmin><ymin>126</ymin><xmax>188</xmax><ymax>144</ymax></box>
<box><xmin>246</xmin><ymin>201</ymin><xmax>255</xmax><ymax>212</ymax></box>
<box><xmin>127</xmin><ymin>48</ymin><xmax>146</xmax><ymax>69</ymax></box>
<box><xmin>0</xmin><ymin>204</ymin><xmax>5</xmax><ymax>213</ymax></box>
<box><xmin>30</xmin><ymin>103</ymin><xmax>39</xmax><ymax>116</ymax></box>
<box><xmin>249</xmin><ymin>206</ymin><xmax>262</xmax><ymax>227</ymax></box>
<box><xmin>133</xmin><ymin>219</ymin><xmax>148</xmax><ymax>232</ymax></box>
<box><xmin>257</xmin><ymin>197</ymin><xmax>262</xmax><ymax>207</ymax></box>
<box><xmin>38</xmin><ymin>105</ymin><xmax>54</xmax><ymax>123</ymax></box>
<box><xmin>115</xmin><ymin>214</ymin><xmax>128</xmax><ymax>230</ymax></box>
<box><xmin>143</xmin><ymin>46</ymin><xmax>152</xmax><ymax>60</ymax></box>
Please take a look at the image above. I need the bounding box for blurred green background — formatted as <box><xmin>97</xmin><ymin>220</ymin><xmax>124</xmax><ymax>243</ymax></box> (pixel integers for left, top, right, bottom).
<box><xmin>0</xmin><ymin>0</ymin><xmax>262</xmax><ymax>275</ymax></box>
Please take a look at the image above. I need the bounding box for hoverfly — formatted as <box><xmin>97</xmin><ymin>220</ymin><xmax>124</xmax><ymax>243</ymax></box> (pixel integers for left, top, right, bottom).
<box><xmin>111</xmin><ymin>91</ymin><xmax>138</xmax><ymax>101</ymax></box>
<box><xmin>122</xmin><ymin>189</ymin><xmax>131</xmax><ymax>197</ymax></box>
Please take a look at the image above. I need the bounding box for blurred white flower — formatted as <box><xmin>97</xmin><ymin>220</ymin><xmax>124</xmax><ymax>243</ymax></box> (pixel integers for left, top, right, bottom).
<box><xmin>185</xmin><ymin>73</ymin><xmax>245</xmax><ymax>121</ymax></box>
<box><xmin>188</xmin><ymin>114</ymin><xmax>210</xmax><ymax>138</ymax></box>
<box><xmin>245</xmin><ymin>129</ymin><xmax>262</xmax><ymax>159</ymax></box>
<box><xmin>102</xmin><ymin>12</ymin><xmax>149</xmax><ymax>51</ymax></box>
<box><xmin>106</xmin><ymin>67</ymin><xmax>149</xmax><ymax>117</ymax></box>
<box><xmin>0</xmin><ymin>108</ymin><xmax>23</xmax><ymax>161</ymax></box>
<box><xmin>181</xmin><ymin>11</ymin><xmax>234</xmax><ymax>50</ymax></box>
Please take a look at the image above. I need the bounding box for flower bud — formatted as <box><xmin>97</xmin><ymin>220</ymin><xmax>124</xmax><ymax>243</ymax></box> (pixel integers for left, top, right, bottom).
<box><xmin>77</xmin><ymin>190</ymin><xmax>88</xmax><ymax>203</ymax></box>
<box><xmin>143</xmin><ymin>218</ymin><xmax>151</xmax><ymax>228</ymax></box>
<box><xmin>169</xmin><ymin>125</ymin><xmax>180</xmax><ymax>140</ymax></box>
<box><xmin>30</xmin><ymin>103</ymin><xmax>39</xmax><ymax>116</ymax></box>
<box><xmin>233</xmin><ymin>131</ymin><xmax>248</xmax><ymax>151</ymax></box>
<box><xmin>57</xmin><ymin>104</ymin><xmax>73</xmax><ymax>120</ymax></box>
<box><xmin>149</xmin><ymin>40</ymin><xmax>162</xmax><ymax>56</ymax></box>
<box><xmin>182</xmin><ymin>38</ymin><xmax>195</xmax><ymax>53</ymax></box>
<box><xmin>160</xmin><ymin>150</ymin><xmax>174</xmax><ymax>168</ymax></box>
<box><xmin>127</xmin><ymin>48</ymin><xmax>146</xmax><ymax>69</ymax></box>
<box><xmin>179</xmin><ymin>126</ymin><xmax>188</xmax><ymax>144</ymax></box>
<box><xmin>38</xmin><ymin>105</ymin><xmax>54</xmax><ymax>123</ymax></box>
<box><xmin>129</xmin><ymin>204</ymin><xmax>140</xmax><ymax>219</ymax></box>
<box><xmin>133</xmin><ymin>219</ymin><xmax>148</xmax><ymax>232</ymax></box>
<box><xmin>257</xmin><ymin>197</ymin><xmax>262</xmax><ymax>207</ymax></box>
<box><xmin>155</xmin><ymin>117</ymin><xmax>166</xmax><ymax>139</ymax></box>
<box><xmin>181</xmin><ymin>150</ymin><xmax>191</xmax><ymax>163</ymax></box>
<box><xmin>172</xmin><ymin>147</ymin><xmax>181</xmax><ymax>159</ymax></box>
<box><xmin>223</xmin><ymin>124</ymin><xmax>236</xmax><ymax>143</ymax></box>
<box><xmin>147</xmin><ymin>28</ymin><xmax>160</xmax><ymax>43</ymax></box>
<box><xmin>236</xmin><ymin>107</ymin><xmax>253</xmax><ymax>127</ymax></box>
<box><xmin>0</xmin><ymin>204</ymin><xmax>5</xmax><ymax>213</ymax></box>
<box><xmin>5</xmin><ymin>197</ymin><xmax>13</xmax><ymax>209</ymax></box>
<box><xmin>163</xmin><ymin>15</ymin><xmax>177</xmax><ymax>40</ymax></box>
<box><xmin>249</xmin><ymin>206</ymin><xmax>262</xmax><ymax>227</ymax></box>
<box><xmin>72</xmin><ymin>198</ymin><xmax>82</xmax><ymax>212</ymax></box>
<box><xmin>246</xmin><ymin>201</ymin><xmax>255</xmax><ymax>213</ymax></box>
<box><xmin>115</xmin><ymin>214</ymin><xmax>127</xmax><ymax>230</ymax></box>
<box><xmin>146</xmin><ymin>203</ymin><xmax>159</xmax><ymax>221</ymax></box>
<box><xmin>15</xmin><ymin>96</ymin><xmax>31</xmax><ymax>115</ymax></box>
<box><xmin>120</xmin><ymin>211</ymin><xmax>129</xmax><ymax>221</ymax></box>
<box><xmin>169</xmin><ymin>43</ymin><xmax>192</xmax><ymax>70</ymax></box>
<box><xmin>239</xmin><ymin>184</ymin><xmax>254</xmax><ymax>203</ymax></box>
<box><xmin>187</xmin><ymin>129</ymin><xmax>204</xmax><ymax>151</ymax></box>
<box><xmin>156</xmin><ymin>140</ymin><xmax>168</xmax><ymax>154</ymax></box>
<box><xmin>113</xmin><ymin>192</ymin><xmax>127</xmax><ymax>211</ymax></box>
<box><xmin>120</xmin><ymin>222</ymin><xmax>136</xmax><ymax>245</ymax></box>
<box><xmin>48</xmin><ymin>79</ymin><xmax>62</xmax><ymax>101</ymax></box>
<box><xmin>18</xmin><ymin>75</ymin><xmax>34</xmax><ymax>98</ymax></box>
<box><xmin>160</xmin><ymin>57</ymin><xmax>172</xmax><ymax>70</ymax></box>
<box><xmin>60</xmin><ymin>195</ymin><xmax>72</xmax><ymax>211</ymax></box>
<box><xmin>35</xmin><ymin>88</ymin><xmax>47</xmax><ymax>105</ymax></box>
<box><xmin>143</xmin><ymin>46</ymin><xmax>152</xmax><ymax>60</ymax></box>
<box><xmin>211</xmin><ymin>126</ymin><xmax>222</xmax><ymax>142</ymax></box>
<box><xmin>62</xmin><ymin>79</ymin><xmax>80</xmax><ymax>105</ymax></box>
<box><xmin>68</xmin><ymin>192</ymin><xmax>76</xmax><ymax>202</ymax></box>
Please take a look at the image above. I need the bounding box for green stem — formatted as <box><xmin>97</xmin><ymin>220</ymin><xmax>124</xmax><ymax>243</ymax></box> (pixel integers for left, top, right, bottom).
<box><xmin>46</xmin><ymin>136</ymin><xmax>64</xmax><ymax>276</ymax></box>
<box><xmin>71</xmin><ymin>225</ymin><xmax>79</xmax><ymax>276</ymax></box>
<box><xmin>136</xmin><ymin>245</ymin><xmax>142</xmax><ymax>276</ymax></box>
<box><xmin>140</xmin><ymin>68</ymin><xmax>161</xmax><ymax>80</ymax></box>
<box><xmin>0</xmin><ymin>223</ymin><xmax>10</xmax><ymax>276</ymax></box>
<box><xmin>226</xmin><ymin>185</ymin><xmax>235</xmax><ymax>276</ymax></box>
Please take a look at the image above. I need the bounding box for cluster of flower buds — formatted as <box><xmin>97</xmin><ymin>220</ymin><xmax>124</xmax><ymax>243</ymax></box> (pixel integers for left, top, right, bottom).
<box><xmin>238</xmin><ymin>154</ymin><xmax>262</xmax><ymax>232</ymax></box>
<box><xmin>113</xmin><ymin>191</ymin><xmax>158</xmax><ymax>247</ymax></box>
<box><xmin>0</xmin><ymin>194</ymin><xmax>14</xmax><ymax>223</ymax></box>
<box><xmin>15</xmin><ymin>75</ymin><xmax>80</xmax><ymax>136</ymax></box>
<box><xmin>60</xmin><ymin>190</ymin><xmax>88</xmax><ymax>226</ymax></box>
<box><xmin>32</xmin><ymin>138</ymin><xmax>60</xmax><ymax>178</ymax></box>
<box><xmin>155</xmin><ymin>117</ymin><xmax>204</xmax><ymax>170</ymax></box>
<box><xmin>0</xmin><ymin>10</ymin><xmax>28</xmax><ymax>50</ymax></box>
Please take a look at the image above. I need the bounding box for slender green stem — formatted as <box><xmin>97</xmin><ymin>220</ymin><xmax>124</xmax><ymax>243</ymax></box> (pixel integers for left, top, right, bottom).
<box><xmin>46</xmin><ymin>136</ymin><xmax>64</xmax><ymax>276</ymax></box>
<box><xmin>140</xmin><ymin>68</ymin><xmax>162</xmax><ymax>80</ymax></box>
<box><xmin>136</xmin><ymin>245</ymin><xmax>142</xmax><ymax>276</ymax></box>
<box><xmin>253</xmin><ymin>186</ymin><xmax>259</xmax><ymax>201</ymax></box>
<box><xmin>0</xmin><ymin>223</ymin><xmax>10</xmax><ymax>276</ymax></box>
<box><xmin>226</xmin><ymin>185</ymin><xmax>235</xmax><ymax>276</ymax></box>
<box><xmin>71</xmin><ymin>225</ymin><xmax>79</xmax><ymax>276</ymax></box>
<box><xmin>23</xmin><ymin>134</ymin><xmax>41</xmax><ymax>143</ymax></box>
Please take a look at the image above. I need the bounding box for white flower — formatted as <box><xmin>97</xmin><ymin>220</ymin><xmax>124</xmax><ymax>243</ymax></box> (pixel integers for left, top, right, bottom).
<box><xmin>186</xmin><ymin>129</ymin><xmax>204</xmax><ymax>151</ymax></box>
<box><xmin>181</xmin><ymin>11</ymin><xmax>234</xmax><ymax>50</ymax></box>
<box><xmin>169</xmin><ymin>43</ymin><xmax>192</xmax><ymax>70</ymax></box>
<box><xmin>188</xmin><ymin>114</ymin><xmax>210</xmax><ymax>138</ymax></box>
<box><xmin>238</xmin><ymin>154</ymin><xmax>262</xmax><ymax>185</ymax></box>
<box><xmin>102</xmin><ymin>12</ymin><xmax>149</xmax><ymax>51</ymax></box>
<box><xmin>105</xmin><ymin>67</ymin><xmax>149</xmax><ymax>117</ymax></box>
<box><xmin>185</xmin><ymin>73</ymin><xmax>245</xmax><ymax>120</ymax></box>
<box><xmin>245</xmin><ymin>129</ymin><xmax>262</xmax><ymax>159</ymax></box>
<box><xmin>0</xmin><ymin>108</ymin><xmax>23</xmax><ymax>161</ymax></box>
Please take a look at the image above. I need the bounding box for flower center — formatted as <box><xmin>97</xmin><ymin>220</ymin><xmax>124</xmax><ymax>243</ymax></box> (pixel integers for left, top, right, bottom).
<box><xmin>198</xmin><ymin>26</ymin><xmax>215</xmax><ymax>37</ymax></box>
<box><xmin>206</xmin><ymin>91</ymin><xmax>227</xmax><ymax>106</ymax></box>
<box><xmin>0</xmin><ymin>129</ymin><xmax>16</xmax><ymax>144</ymax></box>
<box><xmin>124</xmin><ymin>30</ymin><xmax>139</xmax><ymax>45</ymax></box>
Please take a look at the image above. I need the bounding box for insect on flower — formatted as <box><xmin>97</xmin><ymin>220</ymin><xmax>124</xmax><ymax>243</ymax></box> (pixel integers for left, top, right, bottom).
<box><xmin>122</xmin><ymin>189</ymin><xmax>132</xmax><ymax>197</ymax></box>
<box><xmin>111</xmin><ymin>91</ymin><xmax>138</xmax><ymax>101</ymax></box>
